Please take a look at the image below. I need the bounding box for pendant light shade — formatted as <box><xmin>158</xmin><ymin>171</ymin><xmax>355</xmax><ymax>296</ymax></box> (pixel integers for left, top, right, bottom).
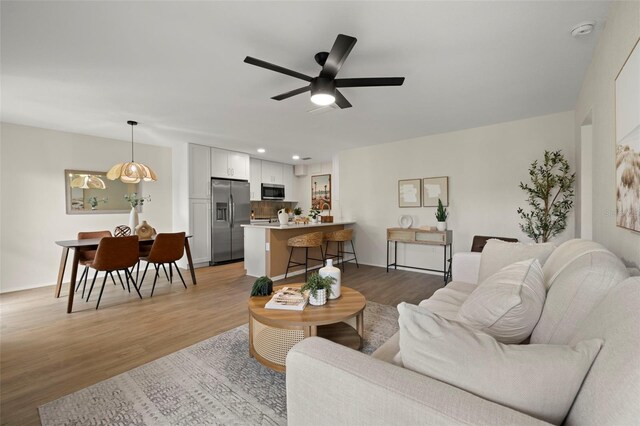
<box><xmin>107</xmin><ymin>121</ymin><xmax>158</xmax><ymax>183</ymax></box>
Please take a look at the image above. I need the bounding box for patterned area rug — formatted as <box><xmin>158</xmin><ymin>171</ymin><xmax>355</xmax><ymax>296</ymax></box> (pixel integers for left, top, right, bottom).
<box><xmin>39</xmin><ymin>302</ymin><xmax>399</xmax><ymax>426</ymax></box>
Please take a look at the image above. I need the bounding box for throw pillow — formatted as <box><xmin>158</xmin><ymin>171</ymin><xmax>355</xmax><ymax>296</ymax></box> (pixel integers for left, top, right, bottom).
<box><xmin>457</xmin><ymin>258</ymin><xmax>545</xmax><ymax>343</ymax></box>
<box><xmin>397</xmin><ymin>303</ymin><xmax>602</xmax><ymax>425</ymax></box>
<box><xmin>477</xmin><ymin>239</ymin><xmax>555</xmax><ymax>284</ymax></box>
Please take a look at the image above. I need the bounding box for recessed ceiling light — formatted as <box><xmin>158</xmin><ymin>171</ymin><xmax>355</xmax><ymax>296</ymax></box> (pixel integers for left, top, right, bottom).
<box><xmin>571</xmin><ymin>21</ymin><xmax>596</xmax><ymax>37</ymax></box>
<box><xmin>257</xmin><ymin>148</ymin><xmax>266</xmax><ymax>153</ymax></box>
<box><xmin>292</xmin><ymin>155</ymin><xmax>300</xmax><ymax>160</ymax></box>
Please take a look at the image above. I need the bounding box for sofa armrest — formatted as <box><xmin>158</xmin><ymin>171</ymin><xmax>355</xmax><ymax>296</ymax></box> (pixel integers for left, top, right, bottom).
<box><xmin>286</xmin><ymin>337</ymin><xmax>549</xmax><ymax>426</ymax></box>
<box><xmin>452</xmin><ymin>251</ymin><xmax>482</xmax><ymax>284</ymax></box>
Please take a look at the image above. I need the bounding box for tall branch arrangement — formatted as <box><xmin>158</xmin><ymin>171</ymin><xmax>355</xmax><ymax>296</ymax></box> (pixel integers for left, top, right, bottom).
<box><xmin>517</xmin><ymin>150</ymin><xmax>575</xmax><ymax>243</ymax></box>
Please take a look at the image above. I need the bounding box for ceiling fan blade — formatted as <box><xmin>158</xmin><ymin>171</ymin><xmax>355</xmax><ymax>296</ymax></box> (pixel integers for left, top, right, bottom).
<box><xmin>271</xmin><ymin>86</ymin><xmax>311</xmax><ymax>101</ymax></box>
<box><xmin>335</xmin><ymin>77</ymin><xmax>405</xmax><ymax>87</ymax></box>
<box><xmin>244</xmin><ymin>56</ymin><xmax>313</xmax><ymax>82</ymax></box>
<box><xmin>320</xmin><ymin>34</ymin><xmax>357</xmax><ymax>79</ymax></box>
<box><xmin>334</xmin><ymin>90</ymin><xmax>352</xmax><ymax>109</ymax></box>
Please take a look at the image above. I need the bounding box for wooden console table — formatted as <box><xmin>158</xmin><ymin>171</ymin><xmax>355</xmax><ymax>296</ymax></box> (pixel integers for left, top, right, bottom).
<box><xmin>386</xmin><ymin>228</ymin><xmax>452</xmax><ymax>283</ymax></box>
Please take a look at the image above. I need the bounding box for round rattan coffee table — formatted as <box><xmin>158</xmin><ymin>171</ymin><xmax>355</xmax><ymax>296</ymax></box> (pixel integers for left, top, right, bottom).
<box><xmin>248</xmin><ymin>284</ymin><xmax>366</xmax><ymax>372</ymax></box>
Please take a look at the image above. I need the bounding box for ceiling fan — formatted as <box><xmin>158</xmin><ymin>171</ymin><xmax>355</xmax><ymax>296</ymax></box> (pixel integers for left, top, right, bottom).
<box><xmin>244</xmin><ymin>34</ymin><xmax>405</xmax><ymax>109</ymax></box>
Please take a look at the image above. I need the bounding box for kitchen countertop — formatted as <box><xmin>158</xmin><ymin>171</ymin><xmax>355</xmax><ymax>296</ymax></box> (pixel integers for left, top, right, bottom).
<box><xmin>241</xmin><ymin>221</ymin><xmax>355</xmax><ymax>230</ymax></box>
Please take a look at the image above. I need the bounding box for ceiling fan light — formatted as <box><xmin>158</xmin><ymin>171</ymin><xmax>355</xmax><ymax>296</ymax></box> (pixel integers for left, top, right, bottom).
<box><xmin>311</xmin><ymin>93</ymin><xmax>336</xmax><ymax>106</ymax></box>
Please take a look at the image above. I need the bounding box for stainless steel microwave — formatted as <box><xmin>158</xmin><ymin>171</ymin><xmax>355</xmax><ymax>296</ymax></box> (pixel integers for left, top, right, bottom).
<box><xmin>261</xmin><ymin>183</ymin><xmax>285</xmax><ymax>200</ymax></box>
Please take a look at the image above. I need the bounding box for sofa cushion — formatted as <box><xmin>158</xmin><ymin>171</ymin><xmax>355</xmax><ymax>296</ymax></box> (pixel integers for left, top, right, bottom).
<box><xmin>478</xmin><ymin>239</ymin><xmax>555</xmax><ymax>284</ymax></box>
<box><xmin>417</xmin><ymin>281</ymin><xmax>476</xmax><ymax>320</ymax></box>
<box><xmin>458</xmin><ymin>259</ymin><xmax>545</xmax><ymax>343</ymax></box>
<box><xmin>398</xmin><ymin>303</ymin><xmax>602</xmax><ymax>425</ymax></box>
<box><xmin>531</xmin><ymin>242</ymin><xmax>629</xmax><ymax>344</ymax></box>
<box><xmin>564</xmin><ymin>277</ymin><xmax>640</xmax><ymax>426</ymax></box>
<box><xmin>541</xmin><ymin>239</ymin><xmax>613</xmax><ymax>291</ymax></box>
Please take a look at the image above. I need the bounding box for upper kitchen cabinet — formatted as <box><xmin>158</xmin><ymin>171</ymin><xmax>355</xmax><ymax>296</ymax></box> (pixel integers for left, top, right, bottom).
<box><xmin>211</xmin><ymin>148</ymin><xmax>250</xmax><ymax>180</ymax></box>
<box><xmin>282</xmin><ymin>164</ymin><xmax>296</xmax><ymax>201</ymax></box>
<box><xmin>250</xmin><ymin>157</ymin><xmax>262</xmax><ymax>201</ymax></box>
<box><xmin>261</xmin><ymin>161</ymin><xmax>283</xmax><ymax>184</ymax></box>
<box><xmin>189</xmin><ymin>144</ymin><xmax>211</xmax><ymax>199</ymax></box>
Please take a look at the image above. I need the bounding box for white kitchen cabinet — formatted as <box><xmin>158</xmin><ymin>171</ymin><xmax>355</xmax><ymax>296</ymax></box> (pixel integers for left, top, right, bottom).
<box><xmin>261</xmin><ymin>161</ymin><xmax>283</xmax><ymax>184</ymax></box>
<box><xmin>189</xmin><ymin>198</ymin><xmax>211</xmax><ymax>265</ymax></box>
<box><xmin>189</xmin><ymin>144</ymin><xmax>211</xmax><ymax>199</ymax></box>
<box><xmin>211</xmin><ymin>148</ymin><xmax>250</xmax><ymax>180</ymax></box>
<box><xmin>250</xmin><ymin>157</ymin><xmax>262</xmax><ymax>201</ymax></box>
<box><xmin>283</xmin><ymin>164</ymin><xmax>296</xmax><ymax>201</ymax></box>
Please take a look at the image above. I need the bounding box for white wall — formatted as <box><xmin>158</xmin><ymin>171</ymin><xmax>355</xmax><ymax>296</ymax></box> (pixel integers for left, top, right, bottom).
<box><xmin>0</xmin><ymin>123</ymin><xmax>173</xmax><ymax>293</ymax></box>
<box><xmin>574</xmin><ymin>1</ymin><xmax>640</xmax><ymax>267</ymax></box>
<box><xmin>338</xmin><ymin>111</ymin><xmax>576</xmax><ymax>271</ymax></box>
<box><xmin>293</xmin><ymin>161</ymin><xmax>337</xmax><ymax>215</ymax></box>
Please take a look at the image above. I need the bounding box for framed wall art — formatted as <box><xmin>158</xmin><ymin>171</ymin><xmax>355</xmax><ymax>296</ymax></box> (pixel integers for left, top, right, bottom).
<box><xmin>422</xmin><ymin>176</ymin><xmax>448</xmax><ymax>207</ymax></box>
<box><xmin>398</xmin><ymin>179</ymin><xmax>422</xmax><ymax>207</ymax></box>
<box><xmin>615</xmin><ymin>38</ymin><xmax>640</xmax><ymax>233</ymax></box>
<box><xmin>311</xmin><ymin>174</ymin><xmax>331</xmax><ymax>210</ymax></box>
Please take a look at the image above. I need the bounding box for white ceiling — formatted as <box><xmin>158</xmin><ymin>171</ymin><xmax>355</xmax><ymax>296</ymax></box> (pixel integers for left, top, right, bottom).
<box><xmin>1</xmin><ymin>1</ymin><xmax>609</xmax><ymax>163</ymax></box>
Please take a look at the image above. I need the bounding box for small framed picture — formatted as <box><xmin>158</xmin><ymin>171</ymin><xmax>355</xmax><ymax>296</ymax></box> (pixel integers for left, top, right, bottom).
<box><xmin>422</xmin><ymin>176</ymin><xmax>449</xmax><ymax>207</ymax></box>
<box><xmin>398</xmin><ymin>179</ymin><xmax>422</xmax><ymax>207</ymax></box>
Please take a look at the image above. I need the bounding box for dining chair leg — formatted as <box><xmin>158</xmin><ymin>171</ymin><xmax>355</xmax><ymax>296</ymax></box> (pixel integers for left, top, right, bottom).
<box><xmin>76</xmin><ymin>267</ymin><xmax>87</xmax><ymax>292</ymax></box>
<box><xmin>173</xmin><ymin>262</ymin><xmax>187</xmax><ymax>289</ymax></box>
<box><xmin>161</xmin><ymin>263</ymin><xmax>170</xmax><ymax>282</ymax></box>
<box><xmin>169</xmin><ymin>263</ymin><xmax>173</xmax><ymax>283</ymax></box>
<box><xmin>83</xmin><ymin>267</ymin><xmax>90</xmax><ymax>295</ymax></box>
<box><xmin>136</xmin><ymin>261</ymin><xmax>141</xmax><ymax>284</ymax></box>
<box><xmin>125</xmin><ymin>268</ymin><xmax>143</xmax><ymax>299</ymax></box>
<box><xmin>109</xmin><ymin>271</ymin><xmax>118</xmax><ymax>287</ymax></box>
<box><xmin>121</xmin><ymin>269</ymin><xmax>131</xmax><ymax>293</ymax></box>
<box><xmin>139</xmin><ymin>262</ymin><xmax>151</xmax><ymax>290</ymax></box>
<box><xmin>151</xmin><ymin>264</ymin><xmax>160</xmax><ymax>297</ymax></box>
<box><xmin>113</xmin><ymin>271</ymin><xmax>126</xmax><ymax>290</ymax></box>
<box><xmin>86</xmin><ymin>270</ymin><xmax>99</xmax><ymax>301</ymax></box>
<box><xmin>95</xmin><ymin>274</ymin><xmax>109</xmax><ymax>310</ymax></box>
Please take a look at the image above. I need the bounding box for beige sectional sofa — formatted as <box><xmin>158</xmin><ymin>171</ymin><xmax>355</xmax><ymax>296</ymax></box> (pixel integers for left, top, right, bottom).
<box><xmin>286</xmin><ymin>239</ymin><xmax>640</xmax><ymax>425</ymax></box>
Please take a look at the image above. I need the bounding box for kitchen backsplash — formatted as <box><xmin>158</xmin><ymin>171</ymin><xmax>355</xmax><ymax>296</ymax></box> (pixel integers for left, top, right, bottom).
<box><xmin>251</xmin><ymin>201</ymin><xmax>297</xmax><ymax>219</ymax></box>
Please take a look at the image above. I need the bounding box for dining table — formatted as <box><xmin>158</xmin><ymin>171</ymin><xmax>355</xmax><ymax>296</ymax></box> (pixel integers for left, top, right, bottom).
<box><xmin>54</xmin><ymin>235</ymin><xmax>197</xmax><ymax>313</ymax></box>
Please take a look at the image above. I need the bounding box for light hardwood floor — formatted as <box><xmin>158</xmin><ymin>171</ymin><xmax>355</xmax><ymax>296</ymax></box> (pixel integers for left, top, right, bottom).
<box><xmin>0</xmin><ymin>262</ymin><xmax>443</xmax><ymax>425</ymax></box>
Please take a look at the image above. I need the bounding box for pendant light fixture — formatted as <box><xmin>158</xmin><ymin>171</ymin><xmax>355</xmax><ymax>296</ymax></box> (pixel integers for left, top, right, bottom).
<box><xmin>107</xmin><ymin>120</ymin><xmax>157</xmax><ymax>183</ymax></box>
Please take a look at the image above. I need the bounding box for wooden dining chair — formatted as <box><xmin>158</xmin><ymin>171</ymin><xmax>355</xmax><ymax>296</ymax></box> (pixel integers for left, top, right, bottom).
<box><xmin>76</xmin><ymin>230</ymin><xmax>113</xmax><ymax>298</ymax></box>
<box><xmin>85</xmin><ymin>236</ymin><xmax>142</xmax><ymax>309</ymax></box>
<box><xmin>139</xmin><ymin>232</ymin><xmax>187</xmax><ymax>297</ymax></box>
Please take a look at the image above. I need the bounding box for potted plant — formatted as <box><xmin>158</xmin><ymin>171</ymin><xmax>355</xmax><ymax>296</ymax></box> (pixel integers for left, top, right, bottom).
<box><xmin>301</xmin><ymin>272</ymin><xmax>335</xmax><ymax>306</ymax></box>
<box><xmin>293</xmin><ymin>207</ymin><xmax>303</xmax><ymax>217</ymax></box>
<box><xmin>517</xmin><ymin>150</ymin><xmax>575</xmax><ymax>242</ymax></box>
<box><xmin>435</xmin><ymin>198</ymin><xmax>448</xmax><ymax>231</ymax></box>
<box><xmin>250</xmin><ymin>276</ymin><xmax>273</xmax><ymax>296</ymax></box>
<box><xmin>309</xmin><ymin>208</ymin><xmax>321</xmax><ymax>224</ymax></box>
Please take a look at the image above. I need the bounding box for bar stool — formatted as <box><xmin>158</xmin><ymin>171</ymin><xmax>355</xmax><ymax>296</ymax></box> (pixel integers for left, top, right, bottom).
<box><xmin>324</xmin><ymin>229</ymin><xmax>360</xmax><ymax>272</ymax></box>
<box><xmin>285</xmin><ymin>232</ymin><xmax>325</xmax><ymax>281</ymax></box>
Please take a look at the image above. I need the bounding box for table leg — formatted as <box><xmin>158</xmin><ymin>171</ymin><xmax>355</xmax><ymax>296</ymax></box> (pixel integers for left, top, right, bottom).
<box><xmin>394</xmin><ymin>241</ymin><xmax>398</xmax><ymax>270</ymax></box>
<box><xmin>386</xmin><ymin>240</ymin><xmax>389</xmax><ymax>272</ymax></box>
<box><xmin>443</xmin><ymin>244</ymin><xmax>447</xmax><ymax>284</ymax></box>
<box><xmin>248</xmin><ymin>313</ymin><xmax>254</xmax><ymax>358</ymax></box>
<box><xmin>66</xmin><ymin>249</ymin><xmax>80</xmax><ymax>314</ymax></box>
<box><xmin>356</xmin><ymin>311</ymin><xmax>364</xmax><ymax>350</ymax></box>
<box><xmin>309</xmin><ymin>325</ymin><xmax>317</xmax><ymax>337</ymax></box>
<box><xmin>55</xmin><ymin>247</ymin><xmax>69</xmax><ymax>298</ymax></box>
<box><xmin>184</xmin><ymin>238</ymin><xmax>197</xmax><ymax>285</ymax></box>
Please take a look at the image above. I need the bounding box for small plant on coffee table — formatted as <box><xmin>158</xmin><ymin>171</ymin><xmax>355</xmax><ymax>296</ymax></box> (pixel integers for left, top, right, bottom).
<box><xmin>250</xmin><ymin>276</ymin><xmax>273</xmax><ymax>296</ymax></box>
<box><xmin>301</xmin><ymin>273</ymin><xmax>335</xmax><ymax>299</ymax></box>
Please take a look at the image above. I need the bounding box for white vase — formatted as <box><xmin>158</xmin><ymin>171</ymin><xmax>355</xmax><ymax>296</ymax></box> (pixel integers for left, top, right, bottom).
<box><xmin>319</xmin><ymin>259</ymin><xmax>341</xmax><ymax>299</ymax></box>
<box><xmin>277</xmin><ymin>209</ymin><xmax>289</xmax><ymax>226</ymax></box>
<box><xmin>129</xmin><ymin>207</ymin><xmax>139</xmax><ymax>233</ymax></box>
<box><xmin>436</xmin><ymin>221</ymin><xmax>446</xmax><ymax>231</ymax></box>
<box><xmin>309</xmin><ymin>288</ymin><xmax>327</xmax><ymax>306</ymax></box>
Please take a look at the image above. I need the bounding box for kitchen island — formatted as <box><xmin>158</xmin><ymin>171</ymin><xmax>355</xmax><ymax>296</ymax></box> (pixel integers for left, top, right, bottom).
<box><xmin>242</xmin><ymin>221</ymin><xmax>355</xmax><ymax>279</ymax></box>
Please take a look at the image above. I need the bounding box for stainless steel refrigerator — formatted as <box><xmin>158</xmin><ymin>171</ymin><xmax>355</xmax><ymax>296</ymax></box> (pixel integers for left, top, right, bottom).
<box><xmin>211</xmin><ymin>179</ymin><xmax>250</xmax><ymax>265</ymax></box>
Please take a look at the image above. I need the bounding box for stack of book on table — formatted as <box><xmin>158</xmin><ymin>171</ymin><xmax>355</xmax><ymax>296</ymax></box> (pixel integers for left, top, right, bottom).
<box><xmin>265</xmin><ymin>287</ymin><xmax>308</xmax><ymax>311</ymax></box>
